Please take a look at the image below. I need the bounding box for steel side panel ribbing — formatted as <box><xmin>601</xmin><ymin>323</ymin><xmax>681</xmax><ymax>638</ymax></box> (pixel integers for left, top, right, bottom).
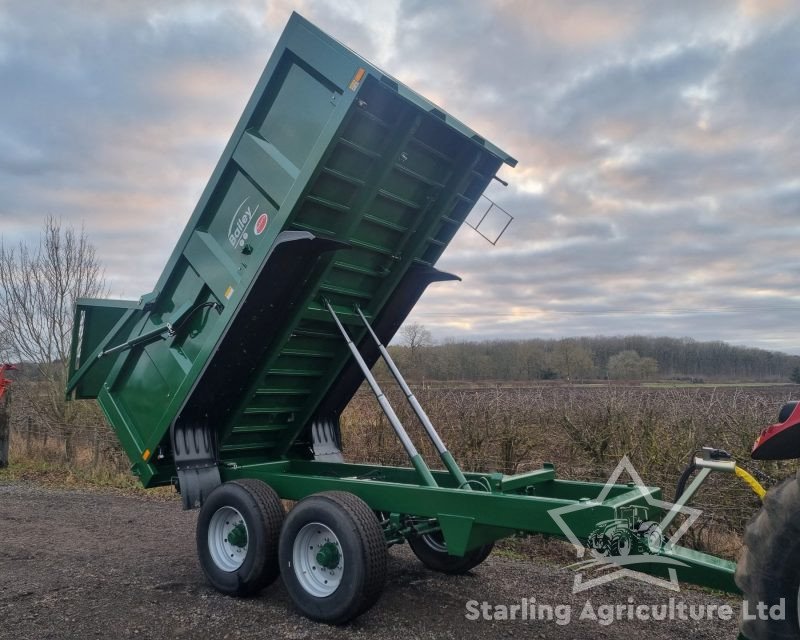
<box><xmin>65</xmin><ymin>12</ymin><xmax>515</xmax><ymax>482</ymax></box>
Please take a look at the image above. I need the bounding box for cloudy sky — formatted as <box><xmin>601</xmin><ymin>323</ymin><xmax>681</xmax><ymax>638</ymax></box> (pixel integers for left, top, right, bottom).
<box><xmin>1</xmin><ymin>0</ymin><xmax>799</xmax><ymax>352</ymax></box>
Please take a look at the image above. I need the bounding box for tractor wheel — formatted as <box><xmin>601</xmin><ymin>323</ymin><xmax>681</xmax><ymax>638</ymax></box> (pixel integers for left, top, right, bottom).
<box><xmin>608</xmin><ymin>528</ymin><xmax>633</xmax><ymax>557</ymax></box>
<box><xmin>736</xmin><ymin>474</ymin><xmax>800</xmax><ymax>639</ymax></box>
<box><xmin>279</xmin><ymin>492</ymin><xmax>387</xmax><ymax>624</ymax></box>
<box><xmin>408</xmin><ymin>531</ymin><xmax>494</xmax><ymax>574</ymax></box>
<box><xmin>196</xmin><ymin>479</ymin><xmax>285</xmax><ymax>596</ymax></box>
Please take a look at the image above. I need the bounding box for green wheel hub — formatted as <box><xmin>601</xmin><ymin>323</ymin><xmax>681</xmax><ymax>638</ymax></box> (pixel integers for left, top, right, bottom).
<box><xmin>227</xmin><ymin>522</ymin><xmax>248</xmax><ymax>548</ymax></box>
<box><xmin>315</xmin><ymin>542</ymin><xmax>341</xmax><ymax>569</ymax></box>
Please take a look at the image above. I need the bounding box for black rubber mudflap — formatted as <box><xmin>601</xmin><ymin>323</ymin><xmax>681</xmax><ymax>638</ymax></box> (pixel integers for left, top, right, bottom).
<box><xmin>171</xmin><ymin>422</ymin><xmax>221</xmax><ymax>510</ymax></box>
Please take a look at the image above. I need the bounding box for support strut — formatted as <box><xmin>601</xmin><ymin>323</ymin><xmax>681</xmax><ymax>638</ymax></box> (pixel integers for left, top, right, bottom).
<box><xmin>355</xmin><ymin>305</ymin><xmax>470</xmax><ymax>490</ymax></box>
<box><xmin>324</xmin><ymin>300</ymin><xmax>437</xmax><ymax>487</ymax></box>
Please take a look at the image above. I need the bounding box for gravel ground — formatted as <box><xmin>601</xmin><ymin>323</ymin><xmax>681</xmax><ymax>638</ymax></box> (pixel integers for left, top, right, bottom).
<box><xmin>0</xmin><ymin>482</ymin><xmax>741</xmax><ymax>640</ymax></box>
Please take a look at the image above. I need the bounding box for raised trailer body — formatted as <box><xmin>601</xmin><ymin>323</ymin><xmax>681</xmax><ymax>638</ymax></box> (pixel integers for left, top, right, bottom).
<box><xmin>68</xmin><ymin>12</ymin><xmax>512</xmax><ymax>489</ymax></box>
<box><xmin>67</xmin><ymin>12</ymin><xmax>737</xmax><ymax>625</ymax></box>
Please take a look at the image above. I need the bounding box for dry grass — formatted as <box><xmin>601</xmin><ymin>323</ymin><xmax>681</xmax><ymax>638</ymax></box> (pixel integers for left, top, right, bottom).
<box><xmin>1</xmin><ymin>428</ymin><xmax>156</xmax><ymax>493</ymax></box>
<box><xmin>3</xmin><ymin>382</ymin><xmax>797</xmax><ymax>559</ymax></box>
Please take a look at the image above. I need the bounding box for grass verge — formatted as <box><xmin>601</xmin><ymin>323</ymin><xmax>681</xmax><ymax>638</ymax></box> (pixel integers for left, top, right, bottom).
<box><xmin>0</xmin><ymin>458</ymin><xmax>175</xmax><ymax>499</ymax></box>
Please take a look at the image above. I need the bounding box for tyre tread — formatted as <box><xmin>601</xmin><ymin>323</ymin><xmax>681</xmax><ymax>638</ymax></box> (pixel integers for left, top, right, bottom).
<box><xmin>736</xmin><ymin>476</ymin><xmax>800</xmax><ymax>640</ymax></box>
<box><xmin>408</xmin><ymin>533</ymin><xmax>494</xmax><ymax>574</ymax></box>
<box><xmin>196</xmin><ymin>479</ymin><xmax>285</xmax><ymax>597</ymax></box>
<box><xmin>232</xmin><ymin>479</ymin><xmax>285</xmax><ymax>592</ymax></box>
<box><xmin>315</xmin><ymin>491</ymin><xmax>388</xmax><ymax>616</ymax></box>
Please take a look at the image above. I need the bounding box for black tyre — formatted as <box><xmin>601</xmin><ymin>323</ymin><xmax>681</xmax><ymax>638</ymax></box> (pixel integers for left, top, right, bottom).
<box><xmin>196</xmin><ymin>479</ymin><xmax>285</xmax><ymax>596</ymax></box>
<box><xmin>408</xmin><ymin>530</ymin><xmax>494</xmax><ymax>574</ymax></box>
<box><xmin>279</xmin><ymin>492</ymin><xmax>387</xmax><ymax>624</ymax></box>
<box><xmin>736</xmin><ymin>473</ymin><xmax>800</xmax><ymax>639</ymax></box>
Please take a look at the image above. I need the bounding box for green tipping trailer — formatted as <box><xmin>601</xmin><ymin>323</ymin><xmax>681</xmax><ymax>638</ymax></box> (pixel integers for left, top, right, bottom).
<box><xmin>67</xmin><ymin>12</ymin><xmax>738</xmax><ymax>626</ymax></box>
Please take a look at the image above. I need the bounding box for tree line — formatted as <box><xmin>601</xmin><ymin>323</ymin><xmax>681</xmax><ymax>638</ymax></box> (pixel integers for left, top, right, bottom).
<box><xmin>2</xmin><ymin>218</ymin><xmax>797</xmax><ymax>467</ymax></box>
<box><xmin>390</xmin><ymin>325</ymin><xmax>800</xmax><ymax>382</ymax></box>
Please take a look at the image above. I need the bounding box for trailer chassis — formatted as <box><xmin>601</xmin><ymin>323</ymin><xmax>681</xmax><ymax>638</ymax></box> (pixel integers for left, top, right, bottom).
<box><xmin>217</xmin><ymin>458</ymin><xmax>737</xmax><ymax>593</ymax></box>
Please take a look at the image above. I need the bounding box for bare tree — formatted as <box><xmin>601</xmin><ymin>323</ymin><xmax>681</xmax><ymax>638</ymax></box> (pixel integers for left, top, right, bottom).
<box><xmin>399</xmin><ymin>322</ymin><xmax>432</xmax><ymax>355</ymax></box>
<box><xmin>398</xmin><ymin>322</ymin><xmax>433</xmax><ymax>379</ymax></box>
<box><xmin>0</xmin><ymin>328</ymin><xmax>10</xmax><ymax>362</ymax></box>
<box><xmin>0</xmin><ymin>217</ymin><xmax>107</xmax><ymax>460</ymax></box>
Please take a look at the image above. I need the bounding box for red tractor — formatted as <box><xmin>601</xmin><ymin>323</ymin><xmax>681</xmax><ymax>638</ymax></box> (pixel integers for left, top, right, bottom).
<box><xmin>0</xmin><ymin>364</ymin><xmax>16</xmax><ymax>401</ymax></box>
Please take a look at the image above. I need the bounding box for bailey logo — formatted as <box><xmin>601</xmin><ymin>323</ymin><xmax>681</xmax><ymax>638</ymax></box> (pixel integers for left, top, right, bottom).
<box><xmin>254</xmin><ymin>212</ymin><xmax>268</xmax><ymax>235</ymax></box>
<box><xmin>228</xmin><ymin>197</ymin><xmax>261</xmax><ymax>248</ymax></box>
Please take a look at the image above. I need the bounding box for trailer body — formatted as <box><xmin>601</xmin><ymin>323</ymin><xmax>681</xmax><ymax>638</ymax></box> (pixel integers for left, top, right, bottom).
<box><xmin>67</xmin><ymin>12</ymin><xmax>737</xmax><ymax>611</ymax></box>
<box><xmin>68</xmin><ymin>13</ymin><xmax>514</xmax><ymax>487</ymax></box>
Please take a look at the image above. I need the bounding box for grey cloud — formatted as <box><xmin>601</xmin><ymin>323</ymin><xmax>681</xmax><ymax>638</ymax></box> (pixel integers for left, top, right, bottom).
<box><xmin>1</xmin><ymin>1</ymin><xmax>799</xmax><ymax>353</ymax></box>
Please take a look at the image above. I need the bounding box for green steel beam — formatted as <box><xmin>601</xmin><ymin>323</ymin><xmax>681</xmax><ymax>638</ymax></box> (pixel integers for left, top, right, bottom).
<box><xmin>217</xmin><ymin>459</ymin><xmax>737</xmax><ymax>593</ymax></box>
<box><xmin>642</xmin><ymin>545</ymin><xmax>737</xmax><ymax>593</ymax></box>
<box><xmin>500</xmin><ymin>465</ymin><xmax>556</xmax><ymax>491</ymax></box>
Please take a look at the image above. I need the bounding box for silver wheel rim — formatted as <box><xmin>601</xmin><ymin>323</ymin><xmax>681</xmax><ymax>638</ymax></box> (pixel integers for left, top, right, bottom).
<box><xmin>208</xmin><ymin>506</ymin><xmax>249</xmax><ymax>572</ymax></box>
<box><xmin>422</xmin><ymin>532</ymin><xmax>448</xmax><ymax>553</ymax></box>
<box><xmin>292</xmin><ymin>522</ymin><xmax>343</xmax><ymax>597</ymax></box>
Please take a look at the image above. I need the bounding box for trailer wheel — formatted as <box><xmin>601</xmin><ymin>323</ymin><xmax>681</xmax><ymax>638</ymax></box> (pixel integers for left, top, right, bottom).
<box><xmin>196</xmin><ymin>479</ymin><xmax>285</xmax><ymax>596</ymax></box>
<box><xmin>408</xmin><ymin>531</ymin><xmax>494</xmax><ymax>574</ymax></box>
<box><xmin>736</xmin><ymin>473</ymin><xmax>800</xmax><ymax>639</ymax></box>
<box><xmin>279</xmin><ymin>492</ymin><xmax>387</xmax><ymax>624</ymax></box>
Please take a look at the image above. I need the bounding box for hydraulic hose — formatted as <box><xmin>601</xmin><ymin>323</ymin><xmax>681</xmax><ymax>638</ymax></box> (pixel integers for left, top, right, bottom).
<box><xmin>676</xmin><ymin>457</ymin><xmax>766</xmax><ymax>502</ymax></box>
<box><xmin>675</xmin><ymin>459</ymin><xmax>697</xmax><ymax>501</ymax></box>
<box><xmin>734</xmin><ymin>465</ymin><xmax>766</xmax><ymax>500</ymax></box>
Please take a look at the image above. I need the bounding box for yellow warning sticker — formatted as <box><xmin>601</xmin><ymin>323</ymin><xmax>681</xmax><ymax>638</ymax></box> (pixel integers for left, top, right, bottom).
<box><xmin>142</xmin><ymin>448</ymin><xmax>151</xmax><ymax>461</ymax></box>
<box><xmin>224</xmin><ymin>286</ymin><xmax>234</xmax><ymax>300</ymax></box>
<box><xmin>349</xmin><ymin>67</ymin><xmax>366</xmax><ymax>91</ymax></box>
